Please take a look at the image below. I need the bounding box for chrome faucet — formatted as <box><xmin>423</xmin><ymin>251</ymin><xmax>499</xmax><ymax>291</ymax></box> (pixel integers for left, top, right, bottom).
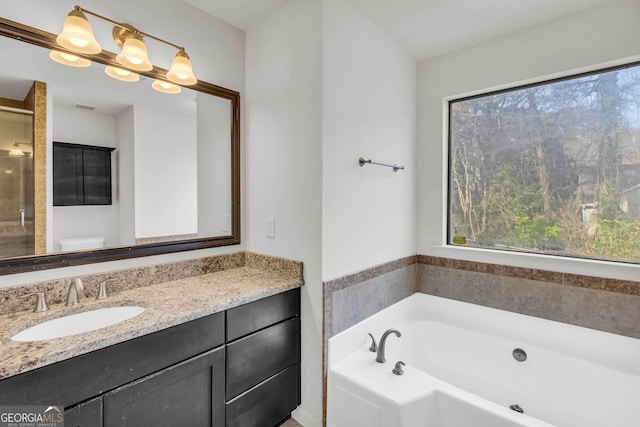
<box><xmin>376</xmin><ymin>328</ymin><xmax>401</xmax><ymax>363</ymax></box>
<box><xmin>66</xmin><ymin>278</ymin><xmax>84</xmax><ymax>306</ymax></box>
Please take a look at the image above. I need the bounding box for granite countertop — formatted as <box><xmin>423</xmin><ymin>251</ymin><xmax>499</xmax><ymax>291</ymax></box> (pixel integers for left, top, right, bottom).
<box><xmin>0</xmin><ymin>265</ymin><xmax>303</xmax><ymax>380</ymax></box>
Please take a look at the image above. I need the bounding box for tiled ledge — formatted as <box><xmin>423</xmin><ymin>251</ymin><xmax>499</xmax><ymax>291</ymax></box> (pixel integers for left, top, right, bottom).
<box><xmin>323</xmin><ymin>256</ymin><xmax>416</xmax><ymax>294</ymax></box>
<box><xmin>0</xmin><ymin>251</ymin><xmax>302</xmax><ymax>316</ymax></box>
<box><xmin>417</xmin><ymin>255</ymin><xmax>640</xmax><ymax>296</ymax></box>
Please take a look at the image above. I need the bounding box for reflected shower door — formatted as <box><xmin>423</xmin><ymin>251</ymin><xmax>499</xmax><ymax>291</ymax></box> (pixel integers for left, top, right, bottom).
<box><xmin>0</xmin><ymin>108</ymin><xmax>34</xmax><ymax>258</ymax></box>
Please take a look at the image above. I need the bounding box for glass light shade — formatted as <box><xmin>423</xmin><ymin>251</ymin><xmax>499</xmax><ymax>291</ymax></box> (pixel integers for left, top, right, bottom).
<box><xmin>152</xmin><ymin>79</ymin><xmax>181</xmax><ymax>94</ymax></box>
<box><xmin>105</xmin><ymin>65</ymin><xmax>140</xmax><ymax>82</ymax></box>
<box><xmin>166</xmin><ymin>50</ymin><xmax>197</xmax><ymax>86</ymax></box>
<box><xmin>56</xmin><ymin>10</ymin><xmax>102</xmax><ymax>54</ymax></box>
<box><xmin>116</xmin><ymin>36</ymin><xmax>153</xmax><ymax>72</ymax></box>
<box><xmin>49</xmin><ymin>50</ymin><xmax>91</xmax><ymax>67</ymax></box>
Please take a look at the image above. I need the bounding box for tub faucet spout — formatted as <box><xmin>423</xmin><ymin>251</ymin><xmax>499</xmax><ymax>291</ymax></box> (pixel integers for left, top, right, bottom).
<box><xmin>376</xmin><ymin>329</ymin><xmax>401</xmax><ymax>363</ymax></box>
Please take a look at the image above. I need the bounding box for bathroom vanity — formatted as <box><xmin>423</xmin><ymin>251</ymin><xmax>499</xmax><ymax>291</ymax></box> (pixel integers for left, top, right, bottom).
<box><xmin>0</xmin><ymin>257</ymin><xmax>302</xmax><ymax>427</ymax></box>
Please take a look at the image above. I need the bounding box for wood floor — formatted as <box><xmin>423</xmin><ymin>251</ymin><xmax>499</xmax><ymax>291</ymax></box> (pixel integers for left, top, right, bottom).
<box><xmin>279</xmin><ymin>418</ymin><xmax>302</xmax><ymax>427</ymax></box>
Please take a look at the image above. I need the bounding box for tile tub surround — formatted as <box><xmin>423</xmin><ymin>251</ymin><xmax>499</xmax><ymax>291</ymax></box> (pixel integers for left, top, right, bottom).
<box><xmin>321</xmin><ymin>254</ymin><xmax>640</xmax><ymax>422</ymax></box>
<box><xmin>0</xmin><ymin>251</ymin><xmax>303</xmax><ymax>379</ymax></box>
<box><xmin>417</xmin><ymin>255</ymin><xmax>640</xmax><ymax>339</ymax></box>
<box><xmin>324</xmin><ymin>257</ymin><xmax>418</xmax><ymax>338</ymax></box>
<box><xmin>322</xmin><ymin>256</ymin><xmax>417</xmax><ymax>424</ymax></box>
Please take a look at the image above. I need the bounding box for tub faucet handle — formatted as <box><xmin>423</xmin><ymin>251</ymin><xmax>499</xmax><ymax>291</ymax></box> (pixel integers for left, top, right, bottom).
<box><xmin>392</xmin><ymin>361</ymin><xmax>406</xmax><ymax>376</ymax></box>
<box><xmin>367</xmin><ymin>333</ymin><xmax>377</xmax><ymax>352</ymax></box>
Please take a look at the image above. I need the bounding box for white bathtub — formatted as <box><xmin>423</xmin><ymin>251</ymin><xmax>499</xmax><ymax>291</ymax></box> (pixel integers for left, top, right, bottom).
<box><xmin>327</xmin><ymin>293</ymin><xmax>640</xmax><ymax>427</ymax></box>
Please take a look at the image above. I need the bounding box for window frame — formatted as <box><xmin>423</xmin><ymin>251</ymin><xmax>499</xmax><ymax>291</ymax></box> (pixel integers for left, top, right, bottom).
<box><xmin>437</xmin><ymin>56</ymin><xmax>640</xmax><ymax>281</ymax></box>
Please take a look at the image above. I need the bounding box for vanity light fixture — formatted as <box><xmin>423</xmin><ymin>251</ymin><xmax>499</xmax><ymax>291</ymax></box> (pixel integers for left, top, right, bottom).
<box><xmin>52</xmin><ymin>5</ymin><xmax>198</xmax><ymax>93</ymax></box>
<box><xmin>105</xmin><ymin>65</ymin><xmax>140</xmax><ymax>82</ymax></box>
<box><xmin>56</xmin><ymin>7</ymin><xmax>102</xmax><ymax>54</ymax></box>
<box><xmin>113</xmin><ymin>27</ymin><xmax>153</xmax><ymax>72</ymax></box>
<box><xmin>152</xmin><ymin>79</ymin><xmax>181</xmax><ymax>94</ymax></box>
<box><xmin>166</xmin><ymin>48</ymin><xmax>197</xmax><ymax>85</ymax></box>
<box><xmin>49</xmin><ymin>50</ymin><xmax>91</xmax><ymax>67</ymax></box>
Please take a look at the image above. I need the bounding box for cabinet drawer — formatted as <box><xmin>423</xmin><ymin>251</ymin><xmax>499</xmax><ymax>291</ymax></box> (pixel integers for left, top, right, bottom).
<box><xmin>0</xmin><ymin>311</ymin><xmax>224</xmax><ymax>407</ymax></box>
<box><xmin>104</xmin><ymin>347</ymin><xmax>225</xmax><ymax>427</ymax></box>
<box><xmin>226</xmin><ymin>288</ymin><xmax>299</xmax><ymax>341</ymax></box>
<box><xmin>226</xmin><ymin>364</ymin><xmax>298</xmax><ymax>427</ymax></box>
<box><xmin>226</xmin><ymin>316</ymin><xmax>299</xmax><ymax>400</ymax></box>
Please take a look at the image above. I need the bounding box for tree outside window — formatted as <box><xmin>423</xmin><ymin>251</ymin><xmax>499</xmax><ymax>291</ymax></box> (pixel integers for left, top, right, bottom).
<box><xmin>448</xmin><ymin>63</ymin><xmax>640</xmax><ymax>263</ymax></box>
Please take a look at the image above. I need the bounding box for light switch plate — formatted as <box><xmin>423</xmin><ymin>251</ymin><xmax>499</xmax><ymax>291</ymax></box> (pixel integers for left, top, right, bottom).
<box><xmin>266</xmin><ymin>216</ymin><xmax>275</xmax><ymax>239</ymax></box>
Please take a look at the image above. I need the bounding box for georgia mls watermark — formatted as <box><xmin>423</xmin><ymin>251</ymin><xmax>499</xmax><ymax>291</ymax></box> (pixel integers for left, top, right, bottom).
<box><xmin>0</xmin><ymin>406</ymin><xmax>64</xmax><ymax>427</ymax></box>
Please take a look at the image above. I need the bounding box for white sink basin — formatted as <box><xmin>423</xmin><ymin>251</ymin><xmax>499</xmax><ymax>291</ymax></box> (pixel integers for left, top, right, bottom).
<box><xmin>11</xmin><ymin>306</ymin><xmax>145</xmax><ymax>342</ymax></box>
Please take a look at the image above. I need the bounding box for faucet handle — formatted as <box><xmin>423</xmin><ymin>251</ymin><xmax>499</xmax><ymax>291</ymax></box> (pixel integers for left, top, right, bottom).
<box><xmin>367</xmin><ymin>333</ymin><xmax>377</xmax><ymax>352</ymax></box>
<box><xmin>392</xmin><ymin>361</ymin><xmax>406</xmax><ymax>376</ymax></box>
<box><xmin>19</xmin><ymin>292</ymin><xmax>49</xmax><ymax>313</ymax></box>
<box><xmin>97</xmin><ymin>279</ymin><xmax>115</xmax><ymax>300</ymax></box>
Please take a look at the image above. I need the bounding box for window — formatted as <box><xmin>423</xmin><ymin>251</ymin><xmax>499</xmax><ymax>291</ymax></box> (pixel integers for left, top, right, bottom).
<box><xmin>448</xmin><ymin>62</ymin><xmax>640</xmax><ymax>264</ymax></box>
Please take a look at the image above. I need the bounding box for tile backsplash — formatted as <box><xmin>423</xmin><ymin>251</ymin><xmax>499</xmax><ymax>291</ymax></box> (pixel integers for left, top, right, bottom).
<box><xmin>0</xmin><ymin>251</ymin><xmax>303</xmax><ymax>317</ymax></box>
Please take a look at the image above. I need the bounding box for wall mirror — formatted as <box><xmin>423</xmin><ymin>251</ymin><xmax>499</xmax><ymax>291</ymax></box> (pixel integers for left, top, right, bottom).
<box><xmin>0</xmin><ymin>17</ymin><xmax>240</xmax><ymax>275</ymax></box>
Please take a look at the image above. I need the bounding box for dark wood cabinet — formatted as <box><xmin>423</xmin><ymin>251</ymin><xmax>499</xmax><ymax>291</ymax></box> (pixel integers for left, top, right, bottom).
<box><xmin>226</xmin><ymin>365</ymin><xmax>299</xmax><ymax>427</ymax></box>
<box><xmin>0</xmin><ymin>312</ymin><xmax>225</xmax><ymax>408</ymax></box>
<box><xmin>0</xmin><ymin>288</ymin><xmax>301</xmax><ymax>427</ymax></box>
<box><xmin>226</xmin><ymin>317</ymin><xmax>299</xmax><ymax>400</ymax></box>
<box><xmin>225</xmin><ymin>289</ymin><xmax>301</xmax><ymax>427</ymax></box>
<box><xmin>64</xmin><ymin>397</ymin><xmax>102</xmax><ymax>427</ymax></box>
<box><xmin>104</xmin><ymin>348</ymin><xmax>225</xmax><ymax>426</ymax></box>
<box><xmin>53</xmin><ymin>142</ymin><xmax>115</xmax><ymax>206</ymax></box>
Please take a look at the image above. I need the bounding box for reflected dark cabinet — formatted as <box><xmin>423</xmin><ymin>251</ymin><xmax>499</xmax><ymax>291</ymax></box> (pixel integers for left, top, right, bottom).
<box><xmin>53</xmin><ymin>142</ymin><xmax>115</xmax><ymax>206</ymax></box>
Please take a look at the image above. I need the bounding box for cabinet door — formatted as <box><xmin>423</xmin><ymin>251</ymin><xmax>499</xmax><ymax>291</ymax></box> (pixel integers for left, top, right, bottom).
<box><xmin>82</xmin><ymin>147</ymin><xmax>112</xmax><ymax>205</ymax></box>
<box><xmin>53</xmin><ymin>142</ymin><xmax>114</xmax><ymax>206</ymax></box>
<box><xmin>64</xmin><ymin>397</ymin><xmax>102</xmax><ymax>427</ymax></box>
<box><xmin>53</xmin><ymin>144</ymin><xmax>83</xmax><ymax>206</ymax></box>
<box><xmin>104</xmin><ymin>347</ymin><xmax>224</xmax><ymax>427</ymax></box>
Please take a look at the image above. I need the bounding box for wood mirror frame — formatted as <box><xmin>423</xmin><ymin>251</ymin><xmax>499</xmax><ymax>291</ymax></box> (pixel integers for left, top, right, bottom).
<box><xmin>0</xmin><ymin>17</ymin><xmax>240</xmax><ymax>275</ymax></box>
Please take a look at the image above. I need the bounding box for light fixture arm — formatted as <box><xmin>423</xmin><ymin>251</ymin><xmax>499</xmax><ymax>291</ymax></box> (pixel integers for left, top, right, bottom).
<box><xmin>74</xmin><ymin>5</ymin><xmax>185</xmax><ymax>51</ymax></box>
